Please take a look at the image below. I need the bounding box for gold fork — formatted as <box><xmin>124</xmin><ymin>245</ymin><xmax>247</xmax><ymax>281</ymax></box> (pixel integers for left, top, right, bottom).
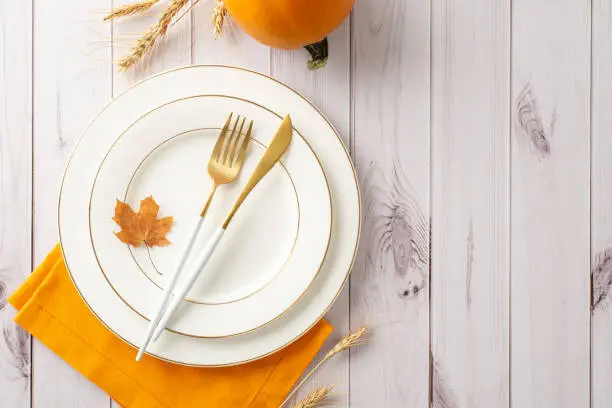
<box><xmin>200</xmin><ymin>113</ymin><xmax>253</xmax><ymax>217</ymax></box>
<box><xmin>136</xmin><ymin>112</ymin><xmax>252</xmax><ymax>361</ymax></box>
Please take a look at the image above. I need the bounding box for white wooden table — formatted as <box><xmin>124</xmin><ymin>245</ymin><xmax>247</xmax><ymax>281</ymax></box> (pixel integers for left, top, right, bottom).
<box><xmin>0</xmin><ymin>0</ymin><xmax>609</xmax><ymax>407</ymax></box>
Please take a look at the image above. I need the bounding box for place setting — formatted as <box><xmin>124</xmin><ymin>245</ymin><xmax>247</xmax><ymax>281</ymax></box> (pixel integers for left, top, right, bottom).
<box><xmin>57</xmin><ymin>65</ymin><xmax>361</xmax><ymax>367</ymax></box>
<box><xmin>6</xmin><ymin>64</ymin><xmax>363</xmax><ymax>407</ymax></box>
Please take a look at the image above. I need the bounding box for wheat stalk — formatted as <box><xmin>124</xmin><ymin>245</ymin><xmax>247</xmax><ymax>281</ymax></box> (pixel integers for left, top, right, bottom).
<box><xmin>104</xmin><ymin>0</ymin><xmax>160</xmax><ymax>21</ymax></box>
<box><xmin>117</xmin><ymin>0</ymin><xmax>189</xmax><ymax>71</ymax></box>
<box><xmin>170</xmin><ymin>0</ymin><xmax>202</xmax><ymax>27</ymax></box>
<box><xmin>211</xmin><ymin>0</ymin><xmax>227</xmax><ymax>38</ymax></box>
<box><xmin>292</xmin><ymin>386</ymin><xmax>334</xmax><ymax>408</ymax></box>
<box><xmin>280</xmin><ymin>327</ymin><xmax>368</xmax><ymax>407</ymax></box>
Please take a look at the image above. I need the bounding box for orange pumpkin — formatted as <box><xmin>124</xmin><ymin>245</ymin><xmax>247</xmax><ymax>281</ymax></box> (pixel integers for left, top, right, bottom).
<box><xmin>224</xmin><ymin>0</ymin><xmax>354</xmax><ymax>68</ymax></box>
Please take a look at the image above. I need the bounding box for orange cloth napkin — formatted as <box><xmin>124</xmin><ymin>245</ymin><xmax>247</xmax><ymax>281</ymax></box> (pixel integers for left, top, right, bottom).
<box><xmin>10</xmin><ymin>244</ymin><xmax>332</xmax><ymax>408</ymax></box>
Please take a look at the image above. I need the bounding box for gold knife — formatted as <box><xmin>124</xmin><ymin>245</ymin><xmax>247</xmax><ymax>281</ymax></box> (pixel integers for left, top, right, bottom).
<box><xmin>148</xmin><ymin>114</ymin><xmax>294</xmax><ymax>343</ymax></box>
<box><xmin>223</xmin><ymin>114</ymin><xmax>293</xmax><ymax>227</ymax></box>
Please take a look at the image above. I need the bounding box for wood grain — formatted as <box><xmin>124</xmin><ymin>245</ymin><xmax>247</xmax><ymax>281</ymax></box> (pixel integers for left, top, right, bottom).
<box><xmin>431</xmin><ymin>357</ymin><xmax>458</xmax><ymax>408</ymax></box>
<box><xmin>0</xmin><ymin>1</ymin><xmax>32</xmax><ymax>407</ymax></box>
<box><xmin>32</xmin><ymin>0</ymin><xmax>113</xmax><ymax>406</ymax></box>
<box><xmin>350</xmin><ymin>0</ymin><xmax>431</xmax><ymax>406</ymax></box>
<box><xmin>270</xmin><ymin>22</ymin><xmax>351</xmax><ymax>406</ymax></box>
<box><xmin>510</xmin><ymin>0</ymin><xmax>591</xmax><ymax>406</ymax></box>
<box><xmin>430</xmin><ymin>0</ymin><xmax>510</xmax><ymax>407</ymax></box>
<box><xmin>591</xmin><ymin>0</ymin><xmax>612</xmax><ymax>406</ymax></box>
<box><xmin>2</xmin><ymin>1</ymin><xmax>609</xmax><ymax>406</ymax></box>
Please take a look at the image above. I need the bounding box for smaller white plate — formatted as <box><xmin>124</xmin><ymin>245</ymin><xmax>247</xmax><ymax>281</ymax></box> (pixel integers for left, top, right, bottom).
<box><xmin>89</xmin><ymin>95</ymin><xmax>332</xmax><ymax>337</ymax></box>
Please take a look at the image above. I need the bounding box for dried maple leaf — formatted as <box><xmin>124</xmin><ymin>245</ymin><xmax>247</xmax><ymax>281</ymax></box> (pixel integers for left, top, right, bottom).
<box><xmin>113</xmin><ymin>196</ymin><xmax>173</xmax><ymax>247</ymax></box>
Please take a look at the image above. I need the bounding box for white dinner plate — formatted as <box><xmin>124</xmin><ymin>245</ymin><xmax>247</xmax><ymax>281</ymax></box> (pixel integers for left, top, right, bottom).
<box><xmin>89</xmin><ymin>95</ymin><xmax>332</xmax><ymax>337</ymax></box>
<box><xmin>59</xmin><ymin>65</ymin><xmax>360</xmax><ymax>366</ymax></box>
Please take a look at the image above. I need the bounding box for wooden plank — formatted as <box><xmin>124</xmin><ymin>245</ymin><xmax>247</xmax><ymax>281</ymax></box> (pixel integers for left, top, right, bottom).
<box><xmin>350</xmin><ymin>0</ymin><xmax>430</xmax><ymax>406</ymax></box>
<box><xmin>110</xmin><ymin>2</ymin><xmax>193</xmax><ymax>407</ymax></box>
<box><xmin>0</xmin><ymin>1</ymin><xmax>32</xmax><ymax>407</ymax></box>
<box><xmin>112</xmin><ymin>0</ymin><xmax>193</xmax><ymax>94</ymax></box>
<box><xmin>32</xmin><ymin>0</ymin><xmax>112</xmax><ymax>406</ymax></box>
<box><xmin>510</xmin><ymin>0</ymin><xmax>591</xmax><ymax>407</ymax></box>
<box><xmin>591</xmin><ymin>1</ymin><xmax>612</xmax><ymax>407</ymax></box>
<box><xmin>430</xmin><ymin>0</ymin><xmax>510</xmax><ymax>407</ymax></box>
<box><xmin>270</xmin><ymin>22</ymin><xmax>351</xmax><ymax>406</ymax></box>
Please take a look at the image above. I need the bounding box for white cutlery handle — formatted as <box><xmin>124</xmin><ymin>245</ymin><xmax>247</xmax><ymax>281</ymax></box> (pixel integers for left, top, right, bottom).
<box><xmin>151</xmin><ymin>227</ymin><xmax>225</xmax><ymax>341</ymax></box>
<box><xmin>135</xmin><ymin>217</ymin><xmax>204</xmax><ymax>361</ymax></box>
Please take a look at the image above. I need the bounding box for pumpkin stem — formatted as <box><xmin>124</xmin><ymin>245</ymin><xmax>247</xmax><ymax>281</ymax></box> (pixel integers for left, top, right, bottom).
<box><xmin>304</xmin><ymin>37</ymin><xmax>328</xmax><ymax>70</ymax></box>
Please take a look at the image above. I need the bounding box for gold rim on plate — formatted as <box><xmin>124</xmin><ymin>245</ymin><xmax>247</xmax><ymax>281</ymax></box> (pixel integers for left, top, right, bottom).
<box><xmin>86</xmin><ymin>94</ymin><xmax>331</xmax><ymax>339</ymax></box>
<box><xmin>58</xmin><ymin>65</ymin><xmax>361</xmax><ymax>367</ymax></box>
<box><xmin>122</xmin><ymin>128</ymin><xmax>301</xmax><ymax>306</ymax></box>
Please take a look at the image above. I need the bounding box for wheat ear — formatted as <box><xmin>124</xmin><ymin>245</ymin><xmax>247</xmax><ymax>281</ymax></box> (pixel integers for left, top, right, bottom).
<box><xmin>280</xmin><ymin>327</ymin><xmax>368</xmax><ymax>406</ymax></box>
<box><xmin>292</xmin><ymin>386</ymin><xmax>334</xmax><ymax>408</ymax></box>
<box><xmin>117</xmin><ymin>0</ymin><xmax>189</xmax><ymax>71</ymax></box>
<box><xmin>104</xmin><ymin>0</ymin><xmax>160</xmax><ymax>21</ymax></box>
<box><xmin>211</xmin><ymin>0</ymin><xmax>227</xmax><ymax>38</ymax></box>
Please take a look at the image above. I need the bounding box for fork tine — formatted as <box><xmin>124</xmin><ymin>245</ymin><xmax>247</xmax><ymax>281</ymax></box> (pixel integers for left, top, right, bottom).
<box><xmin>233</xmin><ymin>120</ymin><xmax>252</xmax><ymax>167</ymax></box>
<box><xmin>211</xmin><ymin>113</ymin><xmax>233</xmax><ymax>160</ymax></box>
<box><xmin>225</xmin><ymin>117</ymin><xmax>247</xmax><ymax>165</ymax></box>
<box><xmin>220</xmin><ymin>115</ymin><xmax>242</xmax><ymax>163</ymax></box>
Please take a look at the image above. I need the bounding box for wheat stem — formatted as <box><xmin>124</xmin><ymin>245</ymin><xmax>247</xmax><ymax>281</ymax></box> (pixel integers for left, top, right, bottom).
<box><xmin>170</xmin><ymin>0</ymin><xmax>202</xmax><ymax>27</ymax></box>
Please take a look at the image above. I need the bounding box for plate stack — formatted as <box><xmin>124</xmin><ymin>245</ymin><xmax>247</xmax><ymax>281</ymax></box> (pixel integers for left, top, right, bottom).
<box><xmin>59</xmin><ymin>65</ymin><xmax>360</xmax><ymax>366</ymax></box>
